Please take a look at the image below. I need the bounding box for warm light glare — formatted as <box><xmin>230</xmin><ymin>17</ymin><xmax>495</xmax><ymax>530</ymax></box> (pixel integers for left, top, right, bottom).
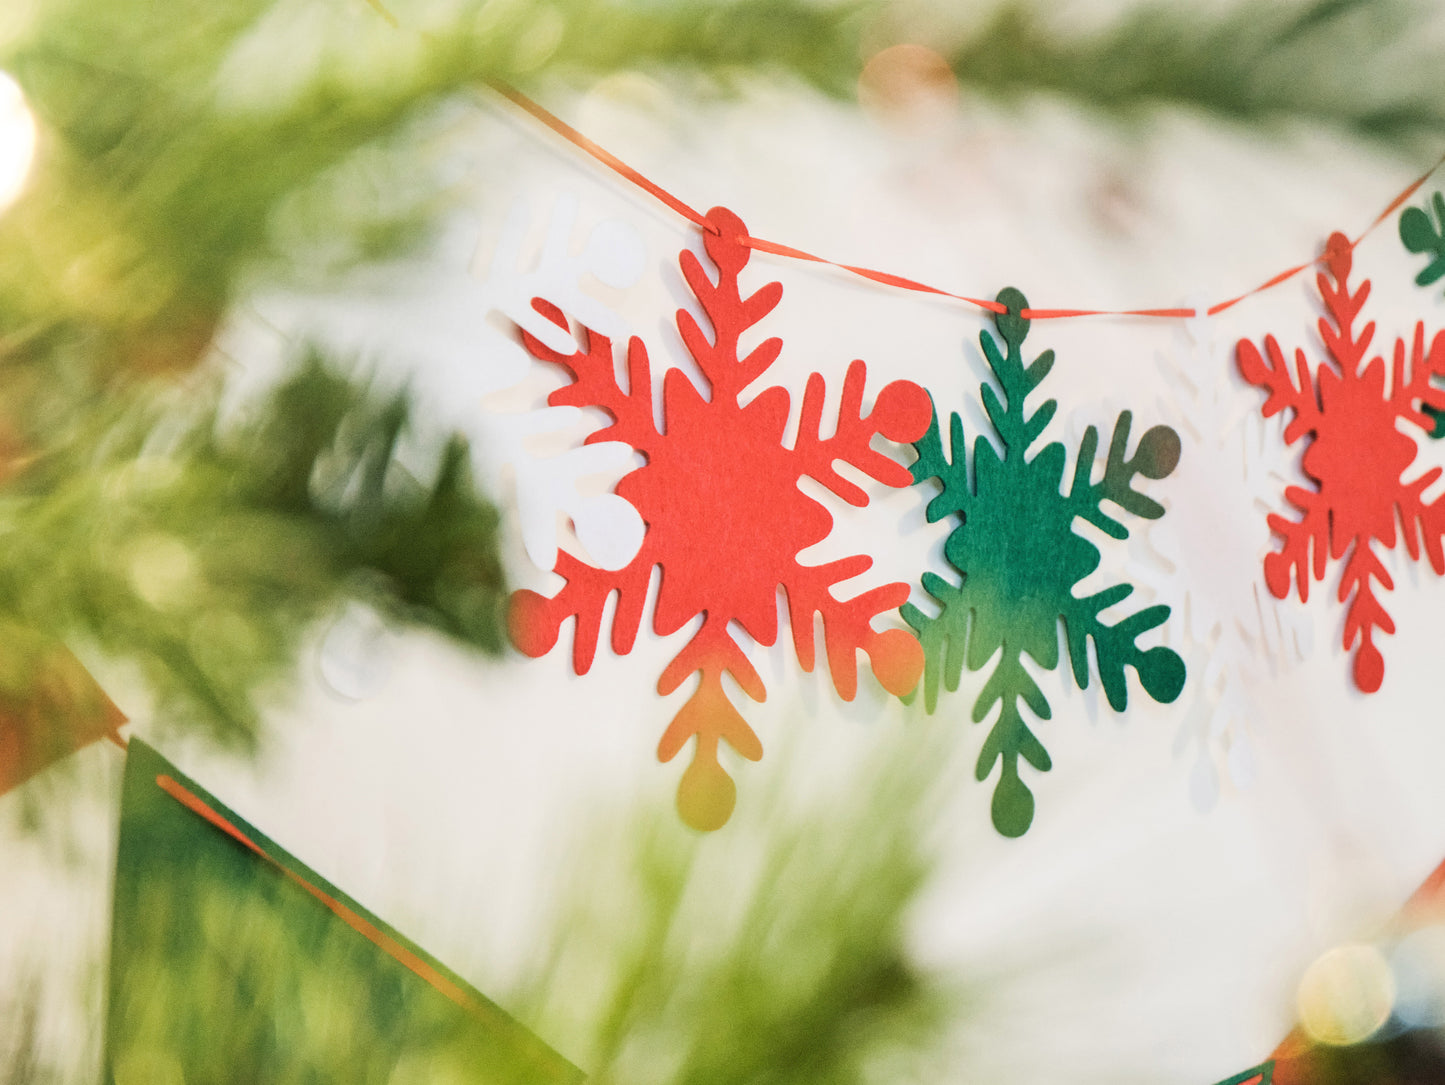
<box><xmin>1297</xmin><ymin>943</ymin><xmax>1395</xmax><ymax>1046</ymax></box>
<box><xmin>0</xmin><ymin>69</ymin><xmax>37</xmax><ymax>214</ymax></box>
<box><xmin>858</xmin><ymin>43</ymin><xmax>958</xmax><ymax>122</ymax></box>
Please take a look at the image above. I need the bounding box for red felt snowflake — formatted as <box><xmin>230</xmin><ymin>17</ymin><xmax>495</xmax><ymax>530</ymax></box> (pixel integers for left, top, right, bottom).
<box><xmin>508</xmin><ymin>207</ymin><xmax>931</xmax><ymax>829</ymax></box>
<box><xmin>1238</xmin><ymin>232</ymin><xmax>1445</xmax><ymax>693</ymax></box>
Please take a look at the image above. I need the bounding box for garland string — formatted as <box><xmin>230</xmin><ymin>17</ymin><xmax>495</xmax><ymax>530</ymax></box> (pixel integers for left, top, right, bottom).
<box><xmin>488</xmin><ymin>80</ymin><xmax>1445</xmax><ymax>322</ymax></box>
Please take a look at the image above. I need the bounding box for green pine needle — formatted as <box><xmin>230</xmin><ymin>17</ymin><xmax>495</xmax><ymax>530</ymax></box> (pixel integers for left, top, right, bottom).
<box><xmin>946</xmin><ymin>0</ymin><xmax>1445</xmax><ymax>143</ymax></box>
<box><xmin>513</xmin><ymin>734</ymin><xmax>966</xmax><ymax>1085</ymax></box>
<box><xmin>0</xmin><ymin>352</ymin><xmax>506</xmax><ymax>746</ymax></box>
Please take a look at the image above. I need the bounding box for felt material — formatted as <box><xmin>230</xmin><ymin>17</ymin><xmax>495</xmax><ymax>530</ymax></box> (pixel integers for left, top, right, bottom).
<box><xmin>1237</xmin><ymin>233</ymin><xmax>1445</xmax><ymax>694</ymax></box>
<box><xmin>103</xmin><ymin>739</ymin><xmax>581</xmax><ymax>1085</ymax></box>
<box><xmin>901</xmin><ymin>288</ymin><xmax>1185</xmax><ymax>838</ymax></box>
<box><xmin>1400</xmin><ymin>191</ymin><xmax>1445</xmax><ymax>288</ymax></box>
<box><xmin>0</xmin><ymin>636</ymin><xmax>124</xmax><ymax>796</ymax></box>
<box><xmin>509</xmin><ymin>206</ymin><xmax>930</xmax><ymax>831</ymax></box>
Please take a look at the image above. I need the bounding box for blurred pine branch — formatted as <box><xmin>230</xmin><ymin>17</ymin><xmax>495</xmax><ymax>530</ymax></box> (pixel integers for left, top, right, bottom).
<box><xmin>944</xmin><ymin>0</ymin><xmax>1445</xmax><ymax>142</ymax></box>
<box><xmin>513</xmin><ymin>733</ymin><xmax>965</xmax><ymax>1085</ymax></box>
<box><xmin>0</xmin><ymin>352</ymin><xmax>505</xmax><ymax>746</ymax></box>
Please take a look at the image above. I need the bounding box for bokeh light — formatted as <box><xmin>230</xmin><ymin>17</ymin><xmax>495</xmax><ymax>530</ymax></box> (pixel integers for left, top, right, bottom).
<box><xmin>1297</xmin><ymin>943</ymin><xmax>1396</xmax><ymax>1046</ymax></box>
<box><xmin>857</xmin><ymin>43</ymin><xmax>957</xmax><ymax>122</ymax></box>
<box><xmin>0</xmin><ymin>70</ymin><xmax>37</xmax><ymax>215</ymax></box>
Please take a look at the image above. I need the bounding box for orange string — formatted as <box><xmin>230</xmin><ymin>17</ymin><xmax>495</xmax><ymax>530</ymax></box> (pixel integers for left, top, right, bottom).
<box><xmin>490</xmin><ymin>80</ymin><xmax>714</xmax><ymax>233</ymax></box>
<box><xmin>489</xmin><ymin>82</ymin><xmax>1445</xmax><ymax>322</ymax></box>
<box><xmin>742</xmin><ymin>235</ymin><xmax>1007</xmax><ymax>313</ymax></box>
<box><xmin>154</xmin><ymin>774</ymin><xmax>516</xmax><ymax>1034</ymax></box>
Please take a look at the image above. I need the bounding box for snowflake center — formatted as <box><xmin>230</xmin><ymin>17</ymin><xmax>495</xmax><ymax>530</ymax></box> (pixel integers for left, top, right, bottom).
<box><xmin>948</xmin><ymin>451</ymin><xmax>1092</xmax><ymax>665</ymax></box>
<box><xmin>639</xmin><ymin>388</ymin><xmax>826</xmax><ymax>642</ymax></box>
<box><xmin>968</xmin><ymin>462</ymin><xmax>1081</xmax><ymax>598</ymax></box>
<box><xmin>1308</xmin><ymin>371</ymin><xmax>1418</xmax><ymax>546</ymax></box>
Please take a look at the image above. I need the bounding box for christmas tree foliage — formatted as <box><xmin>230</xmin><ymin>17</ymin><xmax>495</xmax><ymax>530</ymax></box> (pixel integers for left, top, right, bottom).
<box><xmin>946</xmin><ymin>0</ymin><xmax>1445</xmax><ymax>145</ymax></box>
<box><xmin>903</xmin><ymin>289</ymin><xmax>1185</xmax><ymax>837</ymax></box>
<box><xmin>513</xmin><ymin>728</ymin><xmax>959</xmax><ymax>1085</ymax></box>
<box><xmin>0</xmin><ymin>353</ymin><xmax>507</xmax><ymax>751</ymax></box>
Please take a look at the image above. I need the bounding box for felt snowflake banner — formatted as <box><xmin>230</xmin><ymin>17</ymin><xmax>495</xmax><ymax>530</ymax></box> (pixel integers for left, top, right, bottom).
<box><xmin>470</xmin><ymin>85</ymin><xmax>1445</xmax><ymax>838</ymax></box>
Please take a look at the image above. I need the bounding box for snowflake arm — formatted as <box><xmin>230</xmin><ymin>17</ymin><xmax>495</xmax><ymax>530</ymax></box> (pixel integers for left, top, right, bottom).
<box><xmin>1387</xmin><ymin>322</ymin><xmax>1445</xmax><ymax>431</ymax></box>
<box><xmin>657</xmin><ymin>613</ymin><xmax>767</xmax><ymax>745</ymax></box>
<box><xmin>522</xmin><ymin>300</ymin><xmax>659</xmax><ymax>455</ymax></box>
<box><xmin>788</xmin><ymin>565</ymin><xmax>921</xmax><ymax>708</ymax></box>
<box><xmin>509</xmin><ymin>551</ymin><xmax>656</xmax><ymax>675</ymax></box>
<box><xmin>1337</xmin><ymin>539</ymin><xmax>1395</xmax><ymax>691</ymax></box>
<box><xmin>972</xmin><ymin>646</ymin><xmax>1052</xmax><ymax>838</ymax></box>
<box><xmin>791</xmin><ymin>362</ymin><xmax>927</xmax><ymax>505</ymax></box>
<box><xmin>1062</xmin><ymin>584</ymin><xmax>1185</xmax><ymax>712</ymax></box>
<box><xmin>978</xmin><ymin>288</ymin><xmax>1057</xmax><ymax>458</ymax></box>
<box><xmin>1398</xmin><ymin>468</ymin><xmax>1445</xmax><ymax>574</ymax></box>
<box><xmin>1263</xmin><ymin>485</ymin><xmax>1330</xmax><ymax>602</ymax></box>
<box><xmin>1400</xmin><ymin>191</ymin><xmax>1445</xmax><ymax>288</ymax></box>
<box><xmin>1317</xmin><ymin>269</ymin><xmax>1375</xmax><ymax>386</ymax></box>
<box><xmin>1237</xmin><ymin>335</ymin><xmax>1322</xmax><ymax>445</ymax></box>
<box><xmin>900</xmin><ymin>572</ymin><xmax>969</xmax><ymax>713</ymax></box>
<box><xmin>1069</xmin><ymin>412</ymin><xmax>1182</xmax><ymax>539</ymax></box>
<box><xmin>910</xmin><ymin>406</ymin><xmax>970</xmax><ymax>521</ymax></box>
<box><xmin>677</xmin><ymin>246</ymin><xmax>783</xmax><ymax>403</ymax></box>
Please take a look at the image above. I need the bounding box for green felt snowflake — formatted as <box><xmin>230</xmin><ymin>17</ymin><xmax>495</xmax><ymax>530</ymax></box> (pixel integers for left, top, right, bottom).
<box><xmin>902</xmin><ymin>288</ymin><xmax>1187</xmax><ymax>837</ymax></box>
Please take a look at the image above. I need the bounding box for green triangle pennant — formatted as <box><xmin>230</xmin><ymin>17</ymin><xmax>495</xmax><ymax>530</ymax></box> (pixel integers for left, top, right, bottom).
<box><xmin>1211</xmin><ymin>1062</ymin><xmax>1274</xmax><ymax>1085</ymax></box>
<box><xmin>103</xmin><ymin>738</ymin><xmax>582</xmax><ymax>1085</ymax></box>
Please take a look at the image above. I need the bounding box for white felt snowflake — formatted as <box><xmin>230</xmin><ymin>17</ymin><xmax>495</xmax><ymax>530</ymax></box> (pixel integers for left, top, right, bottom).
<box><xmin>1139</xmin><ymin>306</ymin><xmax>1313</xmax><ymax>811</ymax></box>
<box><xmin>470</xmin><ymin>192</ymin><xmax>648</xmax><ymax>572</ymax></box>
